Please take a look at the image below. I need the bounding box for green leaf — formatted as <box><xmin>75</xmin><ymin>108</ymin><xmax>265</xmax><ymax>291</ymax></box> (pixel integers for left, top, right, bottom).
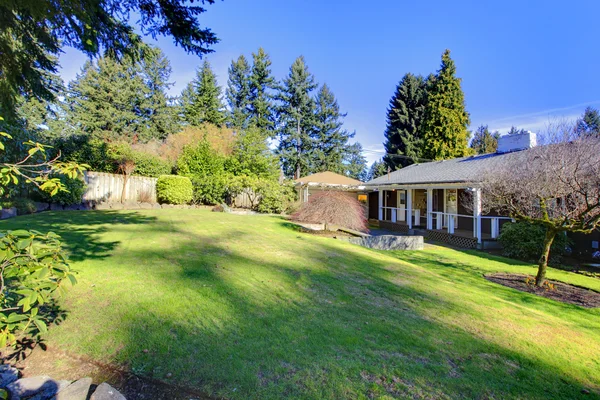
<box><xmin>33</xmin><ymin>319</ymin><xmax>47</xmax><ymax>333</ymax></box>
<box><xmin>67</xmin><ymin>274</ymin><xmax>78</xmax><ymax>286</ymax></box>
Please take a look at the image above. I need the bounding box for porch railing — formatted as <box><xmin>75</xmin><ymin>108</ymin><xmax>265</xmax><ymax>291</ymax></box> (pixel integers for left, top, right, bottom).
<box><xmin>379</xmin><ymin>207</ymin><xmax>420</xmax><ymax>226</ymax></box>
<box><xmin>429</xmin><ymin>212</ymin><xmax>514</xmax><ymax>239</ymax></box>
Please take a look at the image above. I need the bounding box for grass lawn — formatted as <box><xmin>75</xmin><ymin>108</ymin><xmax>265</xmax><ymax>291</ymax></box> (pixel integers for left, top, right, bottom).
<box><xmin>1</xmin><ymin>209</ymin><xmax>600</xmax><ymax>399</ymax></box>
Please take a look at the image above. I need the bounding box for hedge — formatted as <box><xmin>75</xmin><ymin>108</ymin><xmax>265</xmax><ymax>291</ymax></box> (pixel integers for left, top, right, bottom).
<box><xmin>156</xmin><ymin>175</ymin><xmax>193</xmax><ymax>205</ymax></box>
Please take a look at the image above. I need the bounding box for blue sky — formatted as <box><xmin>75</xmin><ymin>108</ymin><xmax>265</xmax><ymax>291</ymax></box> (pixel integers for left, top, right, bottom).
<box><xmin>58</xmin><ymin>0</ymin><xmax>600</xmax><ymax>164</ymax></box>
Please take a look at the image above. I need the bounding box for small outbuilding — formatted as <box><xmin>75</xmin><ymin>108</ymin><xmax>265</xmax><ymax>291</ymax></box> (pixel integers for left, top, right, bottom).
<box><xmin>294</xmin><ymin>171</ymin><xmax>367</xmax><ymax>204</ymax></box>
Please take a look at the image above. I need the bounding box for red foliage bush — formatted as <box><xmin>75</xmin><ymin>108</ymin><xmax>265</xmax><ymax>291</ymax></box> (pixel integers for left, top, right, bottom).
<box><xmin>291</xmin><ymin>191</ymin><xmax>368</xmax><ymax>232</ymax></box>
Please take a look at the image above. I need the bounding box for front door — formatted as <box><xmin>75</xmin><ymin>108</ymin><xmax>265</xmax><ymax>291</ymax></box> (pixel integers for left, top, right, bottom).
<box><xmin>397</xmin><ymin>190</ymin><xmax>406</xmax><ymax>222</ymax></box>
<box><xmin>445</xmin><ymin>189</ymin><xmax>458</xmax><ymax>227</ymax></box>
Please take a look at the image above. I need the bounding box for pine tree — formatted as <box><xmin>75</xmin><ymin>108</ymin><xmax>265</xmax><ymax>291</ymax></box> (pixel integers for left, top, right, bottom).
<box><xmin>67</xmin><ymin>57</ymin><xmax>142</xmax><ymax>142</ymax></box>
<box><xmin>365</xmin><ymin>159</ymin><xmax>387</xmax><ymax>181</ymax></box>
<box><xmin>575</xmin><ymin>106</ymin><xmax>600</xmax><ymax>137</ymax></box>
<box><xmin>182</xmin><ymin>60</ymin><xmax>226</xmax><ymax>126</ymax></box>
<box><xmin>383</xmin><ymin>73</ymin><xmax>427</xmax><ymax>170</ymax></box>
<box><xmin>507</xmin><ymin>126</ymin><xmax>527</xmax><ymax>135</ymax></box>
<box><xmin>344</xmin><ymin>142</ymin><xmax>367</xmax><ymax>180</ymax></box>
<box><xmin>226</xmin><ymin>55</ymin><xmax>251</xmax><ymax>130</ymax></box>
<box><xmin>277</xmin><ymin>56</ymin><xmax>318</xmax><ymax>178</ymax></box>
<box><xmin>421</xmin><ymin>50</ymin><xmax>471</xmax><ymax>160</ymax></box>
<box><xmin>137</xmin><ymin>47</ymin><xmax>179</xmax><ymax>141</ymax></box>
<box><xmin>248</xmin><ymin>48</ymin><xmax>277</xmax><ymax>135</ymax></box>
<box><xmin>312</xmin><ymin>84</ymin><xmax>355</xmax><ymax>174</ymax></box>
<box><xmin>470</xmin><ymin>125</ymin><xmax>500</xmax><ymax>154</ymax></box>
<box><xmin>67</xmin><ymin>47</ymin><xmax>177</xmax><ymax>142</ymax></box>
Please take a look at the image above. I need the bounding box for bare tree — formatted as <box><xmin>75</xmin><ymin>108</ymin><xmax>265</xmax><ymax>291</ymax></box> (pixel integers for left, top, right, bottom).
<box><xmin>477</xmin><ymin>123</ymin><xmax>600</xmax><ymax>286</ymax></box>
<box><xmin>118</xmin><ymin>158</ymin><xmax>136</xmax><ymax>204</ymax></box>
<box><xmin>291</xmin><ymin>191</ymin><xmax>368</xmax><ymax>232</ymax></box>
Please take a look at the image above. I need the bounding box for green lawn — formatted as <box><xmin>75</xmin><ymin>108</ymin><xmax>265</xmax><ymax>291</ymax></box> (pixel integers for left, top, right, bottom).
<box><xmin>2</xmin><ymin>209</ymin><xmax>600</xmax><ymax>399</ymax></box>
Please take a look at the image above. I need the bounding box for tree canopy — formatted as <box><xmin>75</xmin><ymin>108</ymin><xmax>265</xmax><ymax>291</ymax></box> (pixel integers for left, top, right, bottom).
<box><xmin>421</xmin><ymin>50</ymin><xmax>471</xmax><ymax>160</ymax></box>
<box><xmin>470</xmin><ymin>125</ymin><xmax>500</xmax><ymax>154</ymax></box>
<box><xmin>0</xmin><ymin>0</ymin><xmax>219</xmax><ymax>118</ymax></box>
<box><xmin>383</xmin><ymin>73</ymin><xmax>427</xmax><ymax>170</ymax></box>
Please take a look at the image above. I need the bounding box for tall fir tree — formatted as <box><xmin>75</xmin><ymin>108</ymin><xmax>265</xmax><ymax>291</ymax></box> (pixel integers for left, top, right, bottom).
<box><xmin>67</xmin><ymin>46</ymin><xmax>177</xmax><ymax>143</ymax></box>
<box><xmin>248</xmin><ymin>48</ymin><xmax>277</xmax><ymax>135</ymax></box>
<box><xmin>182</xmin><ymin>60</ymin><xmax>226</xmax><ymax>127</ymax></box>
<box><xmin>138</xmin><ymin>47</ymin><xmax>179</xmax><ymax>140</ymax></box>
<box><xmin>344</xmin><ymin>142</ymin><xmax>367</xmax><ymax>180</ymax></box>
<box><xmin>470</xmin><ymin>125</ymin><xmax>500</xmax><ymax>154</ymax></box>
<box><xmin>575</xmin><ymin>106</ymin><xmax>600</xmax><ymax>137</ymax></box>
<box><xmin>277</xmin><ymin>56</ymin><xmax>318</xmax><ymax>178</ymax></box>
<box><xmin>365</xmin><ymin>159</ymin><xmax>387</xmax><ymax>181</ymax></box>
<box><xmin>421</xmin><ymin>50</ymin><xmax>471</xmax><ymax>160</ymax></box>
<box><xmin>312</xmin><ymin>84</ymin><xmax>355</xmax><ymax>174</ymax></box>
<box><xmin>383</xmin><ymin>73</ymin><xmax>427</xmax><ymax>170</ymax></box>
<box><xmin>226</xmin><ymin>55</ymin><xmax>251</xmax><ymax>130</ymax></box>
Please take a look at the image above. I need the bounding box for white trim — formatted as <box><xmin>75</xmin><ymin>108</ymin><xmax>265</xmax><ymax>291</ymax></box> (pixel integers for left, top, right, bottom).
<box><xmin>426</xmin><ymin>189</ymin><xmax>433</xmax><ymax>229</ymax></box>
<box><xmin>407</xmin><ymin>189</ymin><xmax>413</xmax><ymax>229</ymax></box>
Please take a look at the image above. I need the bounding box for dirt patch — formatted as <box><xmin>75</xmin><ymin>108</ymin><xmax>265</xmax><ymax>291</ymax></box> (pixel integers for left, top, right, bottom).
<box><xmin>485</xmin><ymin>273</ymin><xmax>600</xmax><ymax>308</ymax></box>
<box><xmin>1</xmin><ymin>342</ymin><xmax>219</xmax><ymax>400</ymax></box>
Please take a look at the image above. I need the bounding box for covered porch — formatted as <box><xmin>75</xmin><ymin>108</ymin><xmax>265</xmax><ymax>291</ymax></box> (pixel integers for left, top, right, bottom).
<box><xmin>368</xmin><ymin>185</ymin><xmax>513</xmax><ymax>248</ymax></box>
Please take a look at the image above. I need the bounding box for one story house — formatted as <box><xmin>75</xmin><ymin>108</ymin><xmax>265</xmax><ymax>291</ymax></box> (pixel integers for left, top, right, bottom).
<box><xmin>364</xmin><ymin>131</ymin><xmax>600</xmax><ymax>254</ymax></box>
<box><xmin>294</xmin><ymin>171</ymin><xmax>368</xmax><ymax>203</ymax></box>
<box><xmin>364</xmin><ymin>133</ymin><xmax>533</xmax><ymax>249</ymax></box>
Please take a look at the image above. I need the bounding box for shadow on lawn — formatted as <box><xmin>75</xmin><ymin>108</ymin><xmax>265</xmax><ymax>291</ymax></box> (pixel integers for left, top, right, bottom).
<box><xmin>4</xmin><ymin>213</ymin><xmax>597</xmax><ymax>398</ymax></box>
<box><xmin>108</xmin><ymin>220</ymin><xmax>599</xmax><ymax>399</ymax></box>
<box><xmin>0</xmin><ymin>210</ymin><xmax>158</xmax><ymax>262</ymax></box>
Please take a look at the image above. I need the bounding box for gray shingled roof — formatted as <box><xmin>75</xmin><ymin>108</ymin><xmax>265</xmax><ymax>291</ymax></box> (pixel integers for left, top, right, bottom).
<box><xmin>367</xmin><ymin>150</ymin><xmax>526</xmax><ymax>186</ymax></box>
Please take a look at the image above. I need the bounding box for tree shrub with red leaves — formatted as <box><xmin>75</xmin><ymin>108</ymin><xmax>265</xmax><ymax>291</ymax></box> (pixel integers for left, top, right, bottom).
<box><xmin>291</xmin><ymin>191</ymin><xmax>368</xmax><ymax>232</ymax></box>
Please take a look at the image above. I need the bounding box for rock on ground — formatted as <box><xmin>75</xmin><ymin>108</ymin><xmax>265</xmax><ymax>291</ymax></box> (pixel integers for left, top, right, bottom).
<box><xmin>7</xmin><ymin>375</ymin><xmax>70</xmax><ymax>400</ymax></box>
<box><xmin>90</xmin><ymin>382</ymin><xmax>126</xmax><ymax>400</ymax></box>
<box><xmin>52</xmin><ymin>377</ymin><xmax>93</xmax><ymax>400</ymax></box>
<box><xmin>0</xmin><ymin>364</ymin><xmax>19</xmax><ymax>388</ymax></box>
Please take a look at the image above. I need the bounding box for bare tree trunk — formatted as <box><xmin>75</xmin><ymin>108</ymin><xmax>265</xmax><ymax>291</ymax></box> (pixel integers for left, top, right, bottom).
<box><xmin>535</xmin><ymin>227</ymin><xmax>556</xmax><ymax>286</ymax></box>
<box><xmin>121</xmin><ymin>174</ymin><xmax>129</xmax><ymax>204</ymax></box>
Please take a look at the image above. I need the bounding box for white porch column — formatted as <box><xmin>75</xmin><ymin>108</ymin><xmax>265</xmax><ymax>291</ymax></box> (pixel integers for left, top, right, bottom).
<box><xmin>473</xmin><ymin>188</ymin><xmax>482</xmax><ymax>243</ymax></box>
<box><xmin>406</xmin><ymin>189</ymin><xmax>413</xmax><ymax>229</ymax></box>
<box><xmin>391</xmin><ymin>206</ymin><xmax>397</xmax><ymax>223</ymax></box>
<box><xmin>378</xmin><ymin>189</ymin><xmax>383</xmax><ymax>220</ymax></box>
<box><xmin>426</xmin><ymin>189</ymin><xmax>433</xmax><ymax>230</ymax></box>
<box><xmin>303</xmin><ymin>186</ymin><xmax>309</xmax><ymax>203</ymax></box>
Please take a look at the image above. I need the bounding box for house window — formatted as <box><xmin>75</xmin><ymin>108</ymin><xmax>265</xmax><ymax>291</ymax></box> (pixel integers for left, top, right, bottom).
<box><xmin>357</xmin><ymin>194</ymin><xmax>367</xmax><ymax>203</ymax></box>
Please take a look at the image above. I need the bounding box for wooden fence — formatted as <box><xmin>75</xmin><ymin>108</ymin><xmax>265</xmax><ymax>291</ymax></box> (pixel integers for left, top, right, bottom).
<box><xmin>83</xmin><ymin>171</ymin><xmax>158</xmax><ymax>203</ymax></box>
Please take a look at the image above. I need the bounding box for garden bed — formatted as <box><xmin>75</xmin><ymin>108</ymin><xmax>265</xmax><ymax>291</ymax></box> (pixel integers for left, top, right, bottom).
<box><xmin>485</xmin><ymin>273</ymin><xmax>600</xmax><ymax>308</ymax></box>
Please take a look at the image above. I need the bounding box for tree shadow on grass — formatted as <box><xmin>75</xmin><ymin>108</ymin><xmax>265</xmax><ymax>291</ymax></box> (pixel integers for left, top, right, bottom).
<box><xmin>0</xmin><ymin>210</ymin><xmax>158</xmax><ymax>262</ymax></box>
<box><xmin>108</xmin><ymin>224</ymin><xmax>600</xmax><ymax>399</ymax></box>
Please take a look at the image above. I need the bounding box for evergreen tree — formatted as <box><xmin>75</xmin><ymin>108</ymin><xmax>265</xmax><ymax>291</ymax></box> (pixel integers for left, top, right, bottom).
<box><xmin>470</xmin><ymin>125</ymin><xmax>500</xmax><ymax>154</ymax></box>
<box><xmin>138</xmin><ymin>47</ymin><xmax>179</xmax><ymax>141</ymax></box>
<box><xmin>277</xmin><ymin>56</ymin><xmax>318</xmax><ymax>178</ymax></box>
<box><xmin>248</xmin><ymin>48</ymin><xmax>277</xmax><ymax>135</ymax></box>
<box><xmin>67</xmin><ymin>57</ymin><xmax>141</xmax><ymax>142</ymax></box>
<box><xmin>226</xmin><ymin>55</ymin><xmax>251</xmax><ymax>130</ymax></box>
<box><xmin>1</xmin><ymin>0</ymin><xmax>218</xmax><ymax>117</ymax></box>
<box><xmin>365</xmin><ymin>159</ymin><xmax>387</xmax><ymax>181</ymax></box>
<box><xmin>421</xmin><ymin>50</ymin><xmax>471</xmax><ymax>160</ymax></box>
<box><xmin>383</xmin><ymin>73</ymin><xmax>427</xmax><ymax>170</ymax></box>
<box><xmin>575</xmin><ymin>106</ymin><xmax>600</xmax><ymax>137</ymax></box>
<box><xmin>507</xmin><ymin>126</ymin><xmax>527</xmax><ymax>135</ymax></box>
<box><xmin>66</xmin><ymin>46</ymin><xmax>177</xmax><ymax>143</ymax></box>
<box><xmin>344</xmin><ymin>142</ymin><xmax>367</xmax><ymax>180</ymax></box>
<box><xmin>182</xmin><ymin>60</ymin><xmax>226</xmax><ymax>126</ymax></box>
<box><xmin>312</xmin><ymin>84</ymin><xmax>355</xmax><ymax>174</ymax></box>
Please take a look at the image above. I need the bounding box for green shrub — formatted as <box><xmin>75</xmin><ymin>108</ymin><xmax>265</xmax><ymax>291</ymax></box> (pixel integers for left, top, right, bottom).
<box><xmin>132</xmin><ymin>151</ymin><xmax>172</xmax><ymax>178</ymax></box>
<box><xmin>190</xmin><ymin>175</ymin><xmax>228</xmax><ymax>205</ymax></box>
<box><xmin>156</xmin><ymin>175</ymin><xmax>193</xmax><ymax>204</ymax></box>
<box><xmin>498</xmin><ymin>221</ymin><xmax>571</xmax><ymax>264</ymax></box>
<box><xmin>38</xmin><ymin>175</ymin><xmax>86</xmax><ymax>206</ymax></box>
<box><xmin>256</xmin><ymin>180</ymin><xmax>296</xmax><ymax>214</ymax></box>
<box><xmin>0</xmin><ymin>229</ymin><xmax>77</xmax><ymax>347</ymax></box>
<box><xmin>12</xmin><ymin>198</ymin><xmax>37</xmax><ymax>215</ymax></box>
